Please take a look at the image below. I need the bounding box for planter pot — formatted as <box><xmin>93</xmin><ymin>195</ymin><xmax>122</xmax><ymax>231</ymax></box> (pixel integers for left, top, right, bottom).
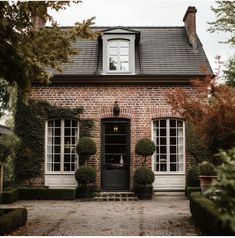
<box><xmin>134</xmin><ymin>184</ymin><xmax>153</xmax><ymax>200</ymax></box>
<box><xmin>199</xmin><ymin>176</ymin><xmax>217</xmax><ymax>194</ymax></box>
<box><xmin>76</xmin><ymin>184</ymin><xmax>96</xmax><ymax>199</ymax></box>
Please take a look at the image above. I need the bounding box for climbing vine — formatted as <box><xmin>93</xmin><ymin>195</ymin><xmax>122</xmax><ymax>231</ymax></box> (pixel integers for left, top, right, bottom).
<box><xmin>185</xmin><ymin>121</ymin><xmax>209</xmax><ymax>165</ymax></box>
<box><xmin>14</xmin><ymin>99</ymin><xmax>94</xmax><ymax>183</ymax></box>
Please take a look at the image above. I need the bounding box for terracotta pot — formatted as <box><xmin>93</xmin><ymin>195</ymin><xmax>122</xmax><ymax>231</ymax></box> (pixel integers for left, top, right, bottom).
<box><xmin>198</xmin><ymin>176</ymin><xmax>217</xmax><ymax>194</ymax></box>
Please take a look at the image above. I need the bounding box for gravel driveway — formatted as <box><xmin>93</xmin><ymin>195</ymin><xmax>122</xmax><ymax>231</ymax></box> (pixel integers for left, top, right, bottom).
<box><xmin>2</xmin><ymin>193</ymin><xmax>202</xmax><ymax>236</ymax></box>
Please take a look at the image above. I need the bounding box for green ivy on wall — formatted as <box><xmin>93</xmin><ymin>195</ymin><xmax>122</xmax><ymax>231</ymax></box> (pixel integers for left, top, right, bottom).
<box><xmin>185</xmin><ymin>121</ymin><xmax>209</xmax><ymax>165</ymax></box>
<box><xmin>14</xmin><ymin>98</ymin><xmax>94</xmax><ymax>183</ymax></box>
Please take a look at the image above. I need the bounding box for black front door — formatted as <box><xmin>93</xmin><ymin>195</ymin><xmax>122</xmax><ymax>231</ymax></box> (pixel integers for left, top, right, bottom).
<box><xmin>101</xmin><ymin>119</ymin><xmax>130</xmax><ymax>191</ymax></box>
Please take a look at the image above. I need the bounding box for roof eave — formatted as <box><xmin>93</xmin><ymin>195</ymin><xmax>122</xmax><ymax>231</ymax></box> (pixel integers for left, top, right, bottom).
<box><xmin>32</xmin><ymin>74</ymin><xmax>207</xmax><ymax>86</ymax></box>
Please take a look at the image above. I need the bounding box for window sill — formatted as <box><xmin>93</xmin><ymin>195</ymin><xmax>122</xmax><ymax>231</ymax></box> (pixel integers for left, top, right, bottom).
<box><xmin>153</xmin><ymin>172</ymin><xmax>185</xmax><ymax>175</ymax></box>
<box><xmin>100</xmin><ymin>71</ymin><xmax>136</xmax><ymax>75</ymax></box>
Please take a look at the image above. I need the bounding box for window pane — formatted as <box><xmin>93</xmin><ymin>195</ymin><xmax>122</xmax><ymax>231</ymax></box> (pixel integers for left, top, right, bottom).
<box><xmin>120</xmin><ymin>41</ymin><xmax>129</xmax><ymax>47</ymax></box>
<box><xmin>54</xmin><ymin>163</ymin><xmax>60</xmax><ymax>171</ymax></box>
<box><xmin>120</xmin><ymin>47</ymin><xmax>128</xmax><ymax>55</ymax></box>
<box><xmin>177</xmin><ymin>121</ymin><xmax>183</xmax><ymax>127</ymax></box>
<box><xmin>109</xmin><ymin>47</ymin><xmax>118</xmax><ymax>55</ymax></box>
<box><xmin>55</xmin><ymin>120</ymin><xmax>61</xmax><ymax>127</ymax></box>
<box><xmin>120</xmin><ymin>56</ymin><xmax>129</xmax><ymax>71</ymax></box>
<box><xmin>109</xmin><ymin>56</ymin><xmax>118</xmax><ymax>70</ymax></box>
<box><xmin>160</xmin><ymin>137</ymin><xmax>166</xmax><ymax>145</ymax></box>
<box><xmin>160</xmin><ymin>129</ymin><xmax>166</xmax><ymax>136</ymax></box>
<box><xmin>170</xmin><ymin>120</ymin><xmax>176</xmax><ymax>127</ymax></box>
<box><xmin>109</xmin><ymin>41</ymin><xmax>118</xmax><ymax>47</ymax></box>
<box><xmin>160</xmin><ymin>120</ymin><xmax>166</xmax><ymax>127</ymax></box>
<box><xmin>170</xmin><ymin>163</ymin><xmax>177</xmax><ymax>171</ymax></box>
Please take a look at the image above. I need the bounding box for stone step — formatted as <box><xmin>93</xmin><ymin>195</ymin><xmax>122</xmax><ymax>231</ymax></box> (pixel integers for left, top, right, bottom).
<box><xmin>93</xmin><ymin>192</ymin><xmax>138</xmax><ymax>201</ymax></box>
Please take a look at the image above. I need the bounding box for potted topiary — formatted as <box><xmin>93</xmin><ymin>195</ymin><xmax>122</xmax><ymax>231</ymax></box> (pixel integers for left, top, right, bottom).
<box><xmin>135</xmin><ymin>138</ymin><xmax>155</xmax><ymax>165</ymax></box>
<box><xmin>198</xmin><ymin>161</ymin><xmax>217</xmax><ymax>194</ymax></box>
<box><xmin>75</xmin><ymin>166</ymin><xmax>96</xmax><ymax>199</ymax></box>
<box><xmin>186</xmin><ymin>165</ymin><xmax>201</xmax><ymax>196</ymax></box>
<box><xmin>133</xmin><ymin>166</ymin><xmax>155</xmax><ymax>199</ymax></box>
<box><xmin>76</xmin><ymin>137</ymin><xmax>96</xmax><ymax>166</ymax></box>
<box><xmin>134</xmin><ymin>138</ymin><xmax>155</xmax><ymax>199</ymax></box>
<box><xmin>75</xmin><ymin>137</ymin><xmax>97</xmax><ymax>198</ymax></box>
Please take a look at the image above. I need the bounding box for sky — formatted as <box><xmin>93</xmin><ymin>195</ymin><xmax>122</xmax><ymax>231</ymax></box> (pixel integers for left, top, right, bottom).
<box><xmin>48</xmin><ymin>0</ymin><xmax>235</xmax><ymax>74</ymax></box>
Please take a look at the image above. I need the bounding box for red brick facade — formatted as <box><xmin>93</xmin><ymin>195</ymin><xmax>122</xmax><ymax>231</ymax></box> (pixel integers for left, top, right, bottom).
<box><xmin>30</xmin><ymin>82</ymin><xmax>197</xmax><ymax>189</ymax></box>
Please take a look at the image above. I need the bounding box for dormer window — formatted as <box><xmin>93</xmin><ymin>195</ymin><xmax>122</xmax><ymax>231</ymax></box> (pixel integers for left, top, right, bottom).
<box><xmin>101</xmin><ymin>28</ymin><xmax>140</xmax><ymax>75</ymax></box>
<box><xmin>108</xmin><ymin>40</ymin><xmax>129</xmax><ymax>72</ymax></box>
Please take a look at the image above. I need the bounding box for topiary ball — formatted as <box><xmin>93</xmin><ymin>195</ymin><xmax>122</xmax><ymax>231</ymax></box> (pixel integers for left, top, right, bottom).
<box><xmin>135</xmin><ymin>138</ymin><xmax>155</xmax><ymax>156</ymax></box>
<box><xmin>76</xmin><ymin>137</ymin><xmax>96</xmax><ymax>156</ymax></box>
<box><xmin>75</xmin><ymin>166</ymin><xmax>96</xmax><ymax>185</ymax></box>
<box><xmin>187</xmin><ymin>165</ymin><xmax>200</xmax><ymax>187</ymax></box>
<box><xmin>133</xmin><ymin>166</ymin><xmax>155</xmax><ymax>185</ymax></box>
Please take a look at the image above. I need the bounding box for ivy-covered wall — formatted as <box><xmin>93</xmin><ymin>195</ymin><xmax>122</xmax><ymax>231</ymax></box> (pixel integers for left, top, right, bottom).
<box><xmin>185</xmin><ymin>122</ymin><xmax>209</xmax><ymax>165</ymax></box>
<box><xmin>14</xmin><ymin>99</ymin><xmax>93</xmax><ymax>183</ymax></box>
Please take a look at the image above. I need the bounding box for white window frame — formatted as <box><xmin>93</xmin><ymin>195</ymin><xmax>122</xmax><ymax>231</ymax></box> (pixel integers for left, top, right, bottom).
<box><xmin>45</xmin><ymin>119</ymin><xmax>79</xmax><ymax>175</ymax></box>
<box><xmin>107</xmin><ymin>39</ymin><xmax>130</xmax><ymax>73</ymax></box>
<box><xmin>151</xmin><ymin>119</ymin><xmax>185</xmax><ymax>175</ymax></box>
<box><xmin>102</xmin><ymin>34</ymin><xmax>135</xmax><ymax>74</ymax></box>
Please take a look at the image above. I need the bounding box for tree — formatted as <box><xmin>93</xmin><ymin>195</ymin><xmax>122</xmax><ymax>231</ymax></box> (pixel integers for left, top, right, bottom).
<box><xmin>208</xmin><ymin>1</ymin><xmax>235</xmax><ymax>86</ymax></box>
<box><xmin>165</xmin><ymin>69</ymin><xmax>235</xmax><ymax>163</ymax></box>
<box><xmin>0</xmin><ymin>1</ymin><xmax>98</xmax><ymax>108</ymax></box>
<box><xmin>0</xmin><ymin>133</ymin><xmax>19</xmax><ymax>192</ymax></box>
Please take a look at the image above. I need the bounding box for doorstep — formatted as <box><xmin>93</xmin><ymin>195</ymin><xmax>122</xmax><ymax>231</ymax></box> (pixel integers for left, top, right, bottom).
<box><xmin>93</xmin><ymin>192</ymin><xmax>138</xmax><ymax>202</ymax></box>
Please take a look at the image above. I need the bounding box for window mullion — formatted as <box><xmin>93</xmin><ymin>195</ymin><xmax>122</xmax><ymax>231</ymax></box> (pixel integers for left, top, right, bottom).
<box><xmin>61</xmin><ymin>120</ymin><xmax>64</xmax><ymax>174</ymax></box>
<box><xmin>166</xmin><ymin>119</ymin><xmax>170</xmax><ymax>173</ymax></box>
<box><xmin>118</xmin><ymin>40</ymin><xmax>120</xmax><ymax>71</ymax></box>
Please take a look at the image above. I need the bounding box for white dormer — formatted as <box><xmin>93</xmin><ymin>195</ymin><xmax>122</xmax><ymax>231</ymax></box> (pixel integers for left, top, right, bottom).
<box><xmin>101</xmin><ymin>27</ymin><xmax>140</xmax><ymax>74</ymax></box>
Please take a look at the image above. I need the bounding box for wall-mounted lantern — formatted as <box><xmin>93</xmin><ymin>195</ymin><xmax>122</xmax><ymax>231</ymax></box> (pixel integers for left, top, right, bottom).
<box><xmin>113</xmin><ymin>100</ymin><xmax>120</xmax><ymax>116</ymax></box>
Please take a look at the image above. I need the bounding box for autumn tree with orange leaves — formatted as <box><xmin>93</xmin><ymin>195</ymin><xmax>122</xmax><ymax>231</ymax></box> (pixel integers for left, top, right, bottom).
<box><xmin>166</xmin><ymin>66</ymin><xmax>235</xmax><ymax>163</ymax></box>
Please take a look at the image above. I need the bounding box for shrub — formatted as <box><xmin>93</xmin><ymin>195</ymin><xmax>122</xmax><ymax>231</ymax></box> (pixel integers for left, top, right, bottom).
<box><xmin>133</xmin><ymin>166</ymin><xmax>155</xmax><ymax>185</ymax></box>
<box><xmin>75</xmin><ymin>166</ymin><xmax>96</xmax><ymax>185</ymax></box>
<box><xmin>76</xmin><ymin>137</ymin><xmax>96</xmax><ymax>165</ymax></box>
<box><xmin>199</xmin><ymin>161</ymin><xmax>217</xmax><ymax>176</ymax></box>
<box><xmin>189</xmin><ymin>192</ymin><xmax>234</xmax><ymax>235</ymax></box>
<box><xmin>1</xmin><ymin>188</ymin><xmax>18</xmax><ymax>204</ymax></box>
<box><xmin>18</xmin><ymin>188</ymin><xmax>76</xmax><ymax>200</ymax></box>
<box><xmin>211</xmin><ymin>148</ymin><xmax>235</xmax><ymax>233</ymax></box>
<box><xmin>135</xmin><ymin>138</ymin><xmax>155</xmax><ymax>165</ymax></box>
<box><xmin>187</xmin><ymin>165</ymin><xmax>200</xmax><ymax>187</ymax></box>
<box><xmin>0</xmin><ymin>208</ymin><xmax>27</xmax><ymax>235</ymax></box>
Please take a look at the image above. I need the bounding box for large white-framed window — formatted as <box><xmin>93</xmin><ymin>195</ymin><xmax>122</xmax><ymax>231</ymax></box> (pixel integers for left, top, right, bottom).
<box><xmin>108</xmin><ymin>40</ymin><xmax>129</xmax><ymax>72</ymax></box>
<box><xmin>152</xmin><ymin>119</ymin><xmax>185</xmax><ymax>174</ymax></box>
<box><xmin>102</xmin><ymin>34</ymin><xmax>135</xmax><ymax>74</ymax></box>
<box><xmin>45</xmin><ymin>119</ymin><xmax>79</xmax><ymax>174</ymax></box>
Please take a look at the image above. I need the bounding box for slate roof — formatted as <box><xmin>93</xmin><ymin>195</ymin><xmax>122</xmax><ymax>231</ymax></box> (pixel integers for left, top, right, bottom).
<box><xmin>54</xmin><ymin>26</ymin><xmax>212</xmax><ymax>77</ymax></box>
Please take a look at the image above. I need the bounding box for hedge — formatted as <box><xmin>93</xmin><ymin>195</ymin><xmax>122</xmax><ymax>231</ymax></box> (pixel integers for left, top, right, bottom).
<box><xmin>185</xmin><ymin>186</ymin><xmax>201</xmax><ymax>197</ymax></box>
<box><xmin>189</xmin><ymin>192</ymin><xmax>235</xmax><ymax>235</ymax></box>
<box><xmin>18</xmin><ymin>188</ymin><xmax>76</xmax><ymax>200</ymax></box>
<box><xmin>1</xmin><ymin>188</ymin><xmax>18</xmax><ymax>204</ymax></box>
<box><xmin>0</xmin><ymin>208</ymin><xmax>27</xmax><ymax>235</ymax></box>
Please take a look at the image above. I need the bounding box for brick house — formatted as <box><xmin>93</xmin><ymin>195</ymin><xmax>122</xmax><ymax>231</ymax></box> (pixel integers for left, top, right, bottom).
<box><xmin>30</xmin><ymin>6</ymin><xmax>212</xmax><ymax>191</ymax></box>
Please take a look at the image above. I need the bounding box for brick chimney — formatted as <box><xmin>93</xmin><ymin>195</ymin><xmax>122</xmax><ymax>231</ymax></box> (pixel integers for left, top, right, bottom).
<box><xmin>32</xmin><ymin>15</ymin><xmax>46</xmax><ymax>31</ymax></box>
<box><xmin>183</xmin><ymin>6</ymin><xmax>197</xmax><ymax>50</ymax></box>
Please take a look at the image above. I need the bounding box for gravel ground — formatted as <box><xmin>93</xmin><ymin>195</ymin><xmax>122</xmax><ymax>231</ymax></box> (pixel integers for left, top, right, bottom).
<box><xmin>2</xmin><ymin>194</ymin><xmax>202</xmax><ymax>236</ymax></box>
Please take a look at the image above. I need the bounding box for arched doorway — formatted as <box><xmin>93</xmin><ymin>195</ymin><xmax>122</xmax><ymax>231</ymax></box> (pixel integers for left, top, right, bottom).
<box><xmin>101</xmin><ymin>118</ymin><xmax>130</xmax><ymax>191</ymax></box>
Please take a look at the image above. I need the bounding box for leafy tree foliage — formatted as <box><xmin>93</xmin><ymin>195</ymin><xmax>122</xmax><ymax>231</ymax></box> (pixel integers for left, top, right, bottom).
<box><xmin>0</xmin><ymin>1</ymin><xmax>98</xmax><ymax>107</ymax></box>
<box><xmin>166</xmin><ymin>69</ymin><xmax>235</xmax><ymax>162</ymax></box>
<box><xmin>208</xmin><ymin>1</ymin><xmax>235</xmax><ymax>86</ymax></box>
<box><xmin>224</xmin><ymin>56</ymin><xmax>235</xmax><ymax>87</ymax></box>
